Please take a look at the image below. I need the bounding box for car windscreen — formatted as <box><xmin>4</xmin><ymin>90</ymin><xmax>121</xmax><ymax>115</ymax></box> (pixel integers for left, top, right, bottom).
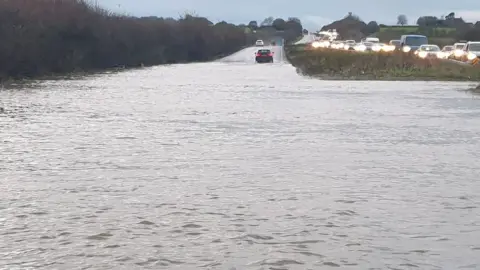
<box><xmin>405</xmin><ymin>36</ymin><xmax>428</xmax><ymax>46</ymax></box>
<box><xmin>421</xmin><ymin>46</ymin><xmax>440</xmax><ymax>51</ymax></box>
<box><xmin>468</xmin><ymin>44</ymin><xmax>480</xmax><ymax>51</ymax></box>
<box><xmin>390</xmin><ymin>40</ymin><xmax>401</xmax><ymax>45</ymax></box>
<box><xmin>257</xmin><ymin>50</ymin><xmax>271</xmax><ymax>54</ymax></box>
<box><xmin>442</xmin><ymin>46</ymin><xmax>453</xmax><ymax>51</ymax></box>
<box><xmin>454</xmin><ymin>44</ymin><xmax>465</xmax><ymax>49</ymax></box>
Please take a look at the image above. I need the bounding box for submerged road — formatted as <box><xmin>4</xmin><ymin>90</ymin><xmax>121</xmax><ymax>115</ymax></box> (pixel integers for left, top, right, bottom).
<box><xmin>1</xmin><ymin>46</ymin><xmax>480</xmax><ymax>270</ymax></box>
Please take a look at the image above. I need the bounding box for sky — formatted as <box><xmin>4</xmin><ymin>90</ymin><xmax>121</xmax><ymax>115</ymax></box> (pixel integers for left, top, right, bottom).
<box><xmin>96</xmin><ymin>0</ymin><xmax>480</xmax><ymax>30</ymax></box>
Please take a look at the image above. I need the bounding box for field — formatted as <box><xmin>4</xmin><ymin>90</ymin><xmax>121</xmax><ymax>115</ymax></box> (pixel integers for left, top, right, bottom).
<box><xmin>379</xmin><ymin>25</ymin><xmax>456</xmax><ymax>37</ymax></box>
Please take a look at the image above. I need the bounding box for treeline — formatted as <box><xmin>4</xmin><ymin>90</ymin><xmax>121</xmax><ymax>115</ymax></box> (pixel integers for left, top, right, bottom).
<box><xmin>0</xmin><ymin>0</ymin><xmax>247</xmax><ymax>81</ymax></box>
<box><xmin>320</xmin><ymin>12</ymin><xmax>480</xmax><ymax>41</ymax></box>
<box><xmin>245</xmin><ymin>17</ymin><xmax>304</xmax><ymax>43</ymax></box>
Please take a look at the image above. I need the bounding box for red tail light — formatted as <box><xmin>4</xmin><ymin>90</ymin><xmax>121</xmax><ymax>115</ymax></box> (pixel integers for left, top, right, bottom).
<box><xmin>256</xmin><ymin>53</ymin><xmax>261</xmax><ymax>57</ymax></box>
<box><xmin>268</xmin><ymin>53</ymin><xmax>273</xmax><ymax>56</ymax></box>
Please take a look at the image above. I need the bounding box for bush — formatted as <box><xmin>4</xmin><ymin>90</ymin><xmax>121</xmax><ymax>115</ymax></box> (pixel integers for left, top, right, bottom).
<box><xmin>0</xmin><ymin>0</ymin><xmax>247</xmax><ymax>81</ymax></box>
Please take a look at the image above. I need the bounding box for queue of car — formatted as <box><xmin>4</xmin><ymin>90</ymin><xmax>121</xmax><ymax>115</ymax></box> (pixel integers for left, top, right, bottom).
<box><xmin>306</xmin><ymin>34</ymin><xmax>480</xmax><ymax>65</ymax></box>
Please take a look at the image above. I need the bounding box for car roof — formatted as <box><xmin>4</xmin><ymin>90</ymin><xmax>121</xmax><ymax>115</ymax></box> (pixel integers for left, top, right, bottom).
<box><xmin>257</xmin><ymin>49</ymin><xmax>271</xmax><ymax>51</ymax></box>
<box><xmin>467</xmin><ymin>41</ymin><xmax>480</xmax><ymax>44</ymax></box>
<box><xmin>402</xmin><ymin>35</ymin><xmax>426</xmax><ymax>37</ymax></box>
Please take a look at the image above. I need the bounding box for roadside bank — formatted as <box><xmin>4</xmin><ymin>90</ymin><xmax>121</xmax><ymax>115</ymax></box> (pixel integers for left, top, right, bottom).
<box><xmin>0</xmin><ymin>0</ymin><xmax>247</xmax><ymax>83</ymax></box>
<box><xmin>284</xmin><ymin>45</ymin><xmax>480</xmax><ymax>81</ymax></box>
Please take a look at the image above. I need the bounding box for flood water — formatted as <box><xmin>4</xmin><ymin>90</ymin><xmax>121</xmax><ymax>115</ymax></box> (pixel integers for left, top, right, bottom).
<box><xmin>1</xmin><ymin>47</ymin><xmax>480</xmax><ymax>269</ymax></box>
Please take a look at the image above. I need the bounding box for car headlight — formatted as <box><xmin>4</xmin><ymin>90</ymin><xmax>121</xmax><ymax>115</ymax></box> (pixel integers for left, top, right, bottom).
<box><xmin>467</xmin><ymin>53</ymin><xmax>477</xmax><ymax>60</ymax></box>
<box><xmin>355</xmin><ymin>45</ymin><xmax>366</xmax><ymax>51</ymax></box>
<box><xmin>418</xmin><ymin>51</ymin><xmax>427</xmax><ymax>58</ymax></box>
<box><xmin>372</xmin><ymin>46</ymin><xmax>381</xmax><ymax>52</ymax></box>
<box><xmin>437</xmin><ymin>52</ymin><xmax>444</xmax><ymax>58</ymax></box>
<box><xmin>454</xmin><ymin>50</ymin><xmax>464</xmax><ymax>57</ymax></box>
<box><xmin>311</xmin><ymin>42</ymin><xmax>321</xmax><ymax>48</ymax></box>
<box><xmin>382</xmin><ymin>45</ymin><xmax>393</xmax><ymax>52</ymax></box>
<box><xmin>402</xmin><ymin>46</ymin><xmax>411</xmax><ymax>52</ymax></box>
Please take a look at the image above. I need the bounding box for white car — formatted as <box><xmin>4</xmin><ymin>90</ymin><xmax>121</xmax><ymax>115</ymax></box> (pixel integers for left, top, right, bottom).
<box><xmin>450</xmin><ymin>42</ymin><xmax>466</xmax><ymax>59</ymax></box>
<box><xmin>255</xmin><ymin>40</ymin><xmax>264</xmax><ymax>47</ymax></box>
<box><xmin>414</xmin><ymin>44</ymin><xmax>441</xmax><ymax>58</ymax></box>
<box><xmin>459</xmin><ymin>41</ymin><xmax>480</xmax><ymax>63</ymax></box>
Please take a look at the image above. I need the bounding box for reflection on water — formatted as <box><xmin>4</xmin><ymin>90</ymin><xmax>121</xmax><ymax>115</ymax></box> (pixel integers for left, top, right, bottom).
<box><xmin>1</xmin><ymin>56</ymin><xmax>480</xmax><ymax>269</ymax></box>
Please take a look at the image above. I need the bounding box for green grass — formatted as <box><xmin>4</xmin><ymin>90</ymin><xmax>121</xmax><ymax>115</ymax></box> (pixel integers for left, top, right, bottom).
<box><xmin>380</xmin><ymin>26</ymin><xmax>455</xmax><ymax>32</ymax></box>
<box><xmin>378</xmin><ymin>26</ymin><xmax>456</xmax><ymax>39</ymax></box>
<box><xmin>379</xmin><ymin>26</ymin><xmax>419</xmax><ymax>32</ymax></box>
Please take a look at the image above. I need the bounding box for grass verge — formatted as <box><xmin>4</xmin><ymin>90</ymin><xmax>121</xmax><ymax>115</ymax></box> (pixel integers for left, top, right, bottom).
<box><xmin>285</xmin><ymin>45</ymin><xmax>480</xmax><ymax>81</ymax></box>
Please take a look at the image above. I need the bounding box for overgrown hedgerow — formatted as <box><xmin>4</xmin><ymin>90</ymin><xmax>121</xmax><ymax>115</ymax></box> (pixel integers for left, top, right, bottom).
<box><xmin>0</xmin><ymin>0</ymin><xmax>247</xmax><ymax>81</ymax></box>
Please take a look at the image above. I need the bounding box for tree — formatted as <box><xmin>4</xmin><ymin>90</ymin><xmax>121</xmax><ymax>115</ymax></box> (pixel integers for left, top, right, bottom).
<box><xmin>397</xmin><ymin>14</ymin><xmax>407</xmax><ymax>25</ymax></box>
<box><xmin>446</xmin><ymin>12</ymin><xmax>455</xmax><ymax>20</ymax></box>
<box><xmin>417</xmin><ymin>16</ymin><xmax>438</xmax><ymax>27</ymax></box>
<box><xmin>285</xmin><ymin>19</ymin><xmax>303</xmax><ymax>35</ymax></box>
<box><xmin>417</xmin><ymin>17</ymin><xmax>426</xmax><ymax>26</ymax></box>
<box><xmin>303</xmin><ymin>29</ymin><xmax>309</xmax><ymax>34</ymax></box>
<box><xmin>261</xmin><ymin>16</ymin><xmax>274</xmax><ymax>26</ymax></box>
<box><xmin>365</xmin><ymin>21</ymin><xmax>380</xmax><ymax>34</ymax></box>
<box><xmin>272</xmin><ymin>18</ymin><xmax>286</xmax><ymax>30</ymax></box>
<box><xmin>345</xmin><ymin>12</ymin><xmax>361</xmax><ymax>21</ymax></box>
<box><xmin>248</xmin><ymin>20</ymin><xmax>258</xmax><ymax>29</ymax></box>
<box><xmin>288</xmin><ymin>17</ymin><xmax>301</xmax><ymax>24</ymax></box>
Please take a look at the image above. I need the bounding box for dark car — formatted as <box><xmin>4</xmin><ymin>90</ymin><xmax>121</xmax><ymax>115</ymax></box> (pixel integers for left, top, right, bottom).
<box><xmin>255</xmin><ymin>49</ymin><xmax>274</xmax><ymax>63</ymax></box>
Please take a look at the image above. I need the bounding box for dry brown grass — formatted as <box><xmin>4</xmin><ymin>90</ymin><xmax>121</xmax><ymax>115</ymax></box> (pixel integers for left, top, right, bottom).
<box><xmin>0</xmin><ymin>0</ymin><xmax>247</xmax><ymax>81</ymax></box>
<box><xmin>285</xmin><ymin>46</ymin><xmax>480</xmax><ymax>80</ymax></box>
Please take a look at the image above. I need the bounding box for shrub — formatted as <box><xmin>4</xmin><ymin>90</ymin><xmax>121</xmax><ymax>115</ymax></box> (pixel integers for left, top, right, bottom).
<box><xmin>0</xmin><ymin>0</ymin><xmax>247</xmax><ymax>81</ymax></box>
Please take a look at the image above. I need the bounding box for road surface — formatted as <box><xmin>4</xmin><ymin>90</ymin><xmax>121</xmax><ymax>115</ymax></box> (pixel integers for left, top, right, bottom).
<box><xmin>1</xmin><ymin>46</ymin><xmax>479</xmax><ymax>270</ymax></box>
<box><xmin>218</xmin><ymin>45</ymin><xmax>287</xmax><ymax>63</ymax></box>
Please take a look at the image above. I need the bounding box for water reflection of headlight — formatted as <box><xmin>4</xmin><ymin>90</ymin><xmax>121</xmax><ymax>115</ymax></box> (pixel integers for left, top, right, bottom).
<box><xmin>402</xmin><ymin>46</ymin><xmax>411</xmax><ymax>52</ymax></box>
<box><xmin>437</xmin><ymin>52</ymin><xmax>444</xmax><ymax>58</ymax></box>
<box><xmin>467</xmin><ymin>53</ymin><xmax>477</xmax><ymax>60</ymax></box>
<box><xmin>355</xmin><ymin>45</ymin><xmax>366</xmax><ymax>51</ymax></box>
<box><xmin>454</xmin><ymin>50</ymin><xmax>464</xmax><ymax>57</ymax></box>
<box><xmin>385</xmin><ymin>45</ymin><xmax>395</xmax><ymax>51</ymax></box>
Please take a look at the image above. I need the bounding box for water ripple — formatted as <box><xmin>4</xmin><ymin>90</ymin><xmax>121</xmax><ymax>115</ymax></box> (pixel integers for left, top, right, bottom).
<box><xmin>1</xmin><ymin>60</ymin><xmax>479</xmax><ymax>269</ymax></box>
